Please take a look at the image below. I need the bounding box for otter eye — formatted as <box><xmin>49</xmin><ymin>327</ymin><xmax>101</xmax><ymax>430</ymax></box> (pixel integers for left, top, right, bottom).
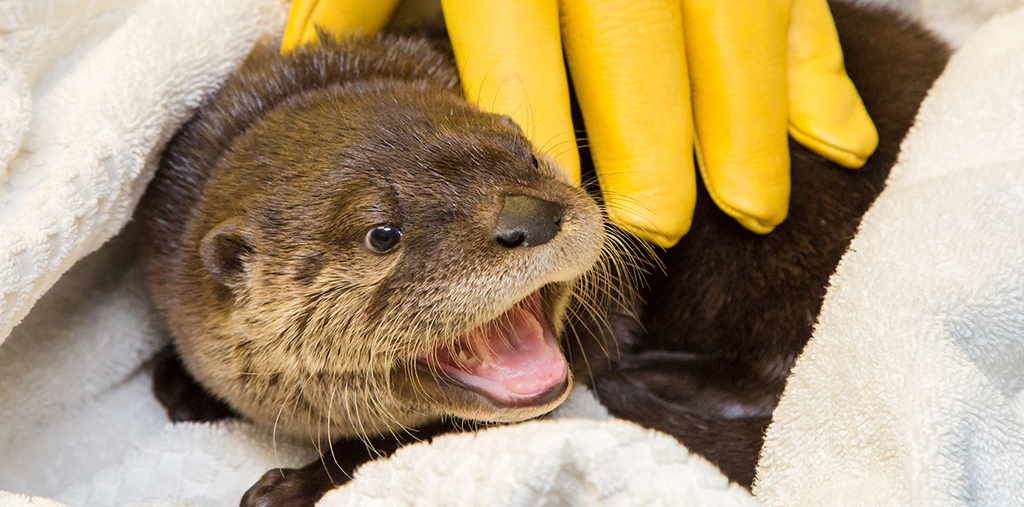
<box><xmin>365</xmin><ymin>224</ymin><xmax>402</xmax><ymax>254</ymax></box>
<box><xmin>530</xmin><ymin>154</ymin><xmax>539</xmax><ymax>169</ymax></box>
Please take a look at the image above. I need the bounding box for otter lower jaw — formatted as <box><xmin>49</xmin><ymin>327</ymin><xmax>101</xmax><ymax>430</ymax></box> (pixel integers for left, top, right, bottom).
<box><xmin>418</xmin><ymin>287</ymin><xmax>571</xmax><ymax>412</ymax></box>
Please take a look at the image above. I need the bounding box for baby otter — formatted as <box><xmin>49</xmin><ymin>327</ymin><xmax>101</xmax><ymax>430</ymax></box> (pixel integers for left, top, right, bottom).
<box><xmin>138</xmin><ymin>1</ymin><xmax>949</xmax><ymax>503</ymax></box>
<box><xmin>137</xmin><ymin>36</ymin><xmax>605</xmax><ymax>442</ymax></box>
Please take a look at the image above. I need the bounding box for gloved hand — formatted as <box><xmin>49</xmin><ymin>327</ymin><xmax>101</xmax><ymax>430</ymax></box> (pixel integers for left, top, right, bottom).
<box><xmin>281</xmin><ymin>0</ymin><xmax>877</xmax><ymax>248</ymax></box>
<box><xmin>281</xmin><ymin>0</ymin><xmax>402</xmax><ymax>47</ymax></box>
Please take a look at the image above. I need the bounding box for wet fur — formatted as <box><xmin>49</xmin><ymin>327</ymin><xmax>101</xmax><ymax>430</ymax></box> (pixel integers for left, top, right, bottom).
<box><xmin>140</xmin><ymin>0</ymin><xmax>950</xmax><ymax>502</ymax></box>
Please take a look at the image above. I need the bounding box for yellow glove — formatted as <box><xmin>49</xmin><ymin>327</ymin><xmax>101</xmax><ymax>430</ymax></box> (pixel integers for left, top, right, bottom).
<box><xmin>281</xmin><ymin>0</ymin><xmax>878</xmax><ymax>248</ymax></box>
<box><xmin>281</xmin><ymin>0</ymin><xmax>402</xmax><ymax>51</ymax></box>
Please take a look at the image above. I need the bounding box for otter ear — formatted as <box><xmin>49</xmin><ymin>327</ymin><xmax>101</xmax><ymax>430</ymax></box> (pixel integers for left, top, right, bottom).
<box><xmin>200</xmin><ymin>217</ymin><xmax>255</xmax><ymax>289</ymax></box>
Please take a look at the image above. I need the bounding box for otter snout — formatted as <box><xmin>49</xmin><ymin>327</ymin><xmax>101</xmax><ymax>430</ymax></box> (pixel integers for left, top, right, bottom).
<box><xmin>495</xmin><ymin>195</ymin><xmax>564</xmax><ymax>248</ymax></box>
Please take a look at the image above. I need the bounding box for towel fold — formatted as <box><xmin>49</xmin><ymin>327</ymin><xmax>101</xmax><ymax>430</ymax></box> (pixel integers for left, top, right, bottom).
<box><xmin>0</xmin><ymin>0</ymin><xmax>286</xmax><ymax>345</ymax></box>
<box><xmin>5</xmin><ymin>0</ymin><xmax>1024</xmax><ymax>505</ymax></box>
<box><xmin>0</xmin><ymin>1</ymin><xmax>752</xmax><ymax>505</ymax></box>
<box><xmin>754</xmin><ymin>7</ymin><xmax>1024</xmax><ymax>506</ymax></box>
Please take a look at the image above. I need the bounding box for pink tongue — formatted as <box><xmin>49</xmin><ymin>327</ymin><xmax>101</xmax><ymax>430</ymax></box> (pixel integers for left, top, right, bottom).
<box><xmin>440</xmin><ymin>300</ymin><xmax>566</xmax><ymax>404</ymax></box>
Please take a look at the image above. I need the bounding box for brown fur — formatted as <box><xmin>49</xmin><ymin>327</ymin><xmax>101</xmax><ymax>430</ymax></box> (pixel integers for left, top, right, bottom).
<box><xmin>136</xmin><ymin>37</ymin><xmax>604</xmax><ymax>441</ymax></box>
<box><xmin>138</xmin><ymin>1</ymin><xmax>950</xmax><ymax>502</ymax></box>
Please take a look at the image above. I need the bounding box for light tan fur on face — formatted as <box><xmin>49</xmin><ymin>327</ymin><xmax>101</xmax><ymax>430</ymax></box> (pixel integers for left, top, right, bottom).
<box><xmin>139</xmin><ymin>38</ymin><xmax>606</xmax><ymax>442</ymax></box>
<box><xmin>176</xmin><ymin>200</ymin><xmax>602</xmax><ymax>441</ymax></box>
<box><xmin>172</xmin><ymin>201</ymin><xmax>602</xmax><ymax>440</ymax></box>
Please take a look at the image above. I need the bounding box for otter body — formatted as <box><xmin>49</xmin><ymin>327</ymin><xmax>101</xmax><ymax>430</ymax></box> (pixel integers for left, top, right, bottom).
<box><xmin>577</xmin><ymin>2</ymin><xmax>949</xmax><ymax>486</ymax></box>
<box><xmin>137</xmin><ymin>2</ymin><xmax>948</xmax><ymax>502</ymax></box>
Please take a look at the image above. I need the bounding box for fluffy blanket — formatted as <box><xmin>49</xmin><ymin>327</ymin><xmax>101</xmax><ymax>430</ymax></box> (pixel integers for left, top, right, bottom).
<box><xmin>2</xmin><ymin>0</ymin><xmax>1023</xmax><ymax>505</ymax></box>
<box><xmin>0</xmin><ymin>0</ymin><xmax>755</xmax><ymax>505</ymax></box>
<box><xmin>754</xmin><ymin>7</ymin><xmax>1024</xmax><ymax>506</ymax></box>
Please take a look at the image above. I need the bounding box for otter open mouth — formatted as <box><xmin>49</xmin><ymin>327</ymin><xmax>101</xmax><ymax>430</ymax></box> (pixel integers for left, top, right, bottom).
<box><xmin>423</xmin><ymin>290</ymin><xmax>568</xmax><ymax>408</ymax></box>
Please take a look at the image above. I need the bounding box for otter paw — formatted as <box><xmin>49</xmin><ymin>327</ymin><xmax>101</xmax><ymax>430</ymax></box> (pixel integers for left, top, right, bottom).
<box><xmin>240</xmin><ymin>466</ymin><xmax>341</xmax><ymax>507</ymax></box>
<box><xmin>152</xmin><ymin>345</ymin><xmax>235</xmax><ymax>423</ymax></box>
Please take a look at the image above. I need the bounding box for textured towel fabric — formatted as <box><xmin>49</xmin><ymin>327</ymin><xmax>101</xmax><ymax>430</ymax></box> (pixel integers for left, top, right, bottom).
<box><xmin>0</xmin><ymin>0</ymin><xmax>287</xmax><ymax>345</ymax></box>
<box><xmin>315</xmin><ymin>419</ymin><xmax>758</xmax><ymax>507</ymax></box>
<box><xmin>754</xmin><ymin>7</ymin><xmax>1024</xmax><ymax>507</ymax></box>
<box><xmin>4</xmin><ymin>0</ymin><xmax>1024</xmax><ymax>506</ymax></box>
<box><xmin>0</xmin><ymin>1</ymin><xmax>753</xmax><ymax>505</ymax></box>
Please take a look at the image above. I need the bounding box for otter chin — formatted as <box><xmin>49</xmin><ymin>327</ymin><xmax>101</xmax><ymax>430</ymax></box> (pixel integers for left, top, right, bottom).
<box><xmin>136</xmin><ymin>36</ymin><xmax>604</xmax><ymax>441</ymax></box>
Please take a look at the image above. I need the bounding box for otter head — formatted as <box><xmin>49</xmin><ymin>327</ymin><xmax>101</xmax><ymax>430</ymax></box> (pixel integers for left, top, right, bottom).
<box><xmin>181</xmin><ymin>63</ymin><xmax>604</xmax><ymax>440</ymax></box>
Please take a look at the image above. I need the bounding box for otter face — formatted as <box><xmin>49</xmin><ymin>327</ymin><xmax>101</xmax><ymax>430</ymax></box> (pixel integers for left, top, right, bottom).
<box><xmin>181</xmin><ymin>80</ymin><xmax>604</xmax><ymax>439</ymax></box>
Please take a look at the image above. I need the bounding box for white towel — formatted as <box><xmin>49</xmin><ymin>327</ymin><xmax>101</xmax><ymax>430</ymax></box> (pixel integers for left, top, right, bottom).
<box><xmin>754</xmin><ymin>7</ymin><xmax>1024</xmax><ymax>506</ymax></box>
<box><xmin>6</xmin><ymin>0</ymin><xmax>1024</xmax><ymax>505</ymax></box>
<box><xmin>0</xmin><ymin>0</ymin><xmax>286</xmax><ymax>345</ymax></box>
<box><xmin>0</xmin><ymin>0</ymin><xmax>754</xmax><ymax>505</ymax></box>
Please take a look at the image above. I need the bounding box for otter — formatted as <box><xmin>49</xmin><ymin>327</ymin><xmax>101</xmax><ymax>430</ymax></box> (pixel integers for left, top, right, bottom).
<box><xmin>137</xmin><ymin>1</ymin><xmax>949</xmax><ymax>504</ymax></box>
<box><xmin>138</xmin><ymin>35</ymin><xmax>606</xmax><ymax>439</ymax></box>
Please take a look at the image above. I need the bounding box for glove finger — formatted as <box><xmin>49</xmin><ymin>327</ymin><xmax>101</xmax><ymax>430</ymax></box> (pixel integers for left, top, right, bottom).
<box><xmin>441</xmin><ymin>0</ymin><xmax>580</xmax><ymax>183</ymax></box>
<box><xmin>562</xmin><ymin>0</ymin><xmax>694</xmax><ymax>247</ymax></box>
<box><xmin>281</xmin><ymin>0</ymin><xmax>402</xmax><ymax>53</ymax></box>
<box><xmin>787</xmin><ymin>0</ymin><xmax>877</xmax><ymax>168</ymax></box>
<box><xmin>683</xmin><ymin>0</ymin><xmax>792</xmax><ymax>234</ymax></box>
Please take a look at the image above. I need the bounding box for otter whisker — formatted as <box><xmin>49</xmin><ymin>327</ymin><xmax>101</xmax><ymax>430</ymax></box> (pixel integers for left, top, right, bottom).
<box><xmin>569</xmin><ymin>274</ymin><xmax>616</xmax><ymax>360</ymax></box>
<box><xmin>272</xmin><ymin>379</ymin><xmax>304</xmax><ymax>477</ymax></box>
<box><xmin>538</xmin><ymin>136</ymin><xmax>584</xmax><ymax>156</ymax></box>
<box><xmin>562</xmin><ymin>301</ymin><xmax>601</xmax><ymax>380</ymax></box>
<box><xmin>304</xmin><ymin>376</ymin><xmax>326</xmax><ymax>459</ymax></box>
<box><xmin>325</xmin><ymin>385</ymin><xmax>346</xmax><ymax>474</ymax></box>
<box><xmin>313</xmin><ymin>406</ymin><xmax>340</xmax><ymax>489</ymax></box>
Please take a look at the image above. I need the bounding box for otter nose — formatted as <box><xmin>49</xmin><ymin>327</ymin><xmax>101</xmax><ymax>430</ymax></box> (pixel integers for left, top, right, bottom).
<box><xmin>495</xmin><ymin>195</ymin><xmax>563</xmax><ymax>248</ymax></box>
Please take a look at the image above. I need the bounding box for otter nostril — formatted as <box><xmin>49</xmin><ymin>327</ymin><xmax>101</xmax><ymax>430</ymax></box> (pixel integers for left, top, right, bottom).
<box><xmin>495</xmin><ymin>195</ymin><xmax>563</xmax><ymax>248</ymax></box>
<box><xmin>496</xmin><ymin>230</ymin><xmax>526</xmax><ymax>248</ymax></box>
